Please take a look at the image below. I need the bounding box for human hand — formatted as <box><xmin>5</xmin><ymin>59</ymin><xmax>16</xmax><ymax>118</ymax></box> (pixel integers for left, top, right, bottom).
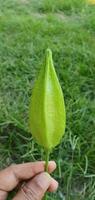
<box><xmin>0</xmin><ymin>161</ymin><xmax>58</xmax><ymax>200</ymax></box>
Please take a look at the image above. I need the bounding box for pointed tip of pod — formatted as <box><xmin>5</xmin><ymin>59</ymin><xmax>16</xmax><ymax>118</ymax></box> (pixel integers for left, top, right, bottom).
<box><xmin>45</xmin><ymin>49</ymin><xmax>53</xmax><ymax>70</ymax></box>
<box><xmin>46</xmin><ymin>48</ymin><xmax>52</xmax><ymax>58</ymax></box>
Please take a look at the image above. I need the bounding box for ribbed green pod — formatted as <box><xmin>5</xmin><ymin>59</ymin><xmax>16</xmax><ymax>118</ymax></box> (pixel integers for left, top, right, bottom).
<box><xmin>29</xmin><ymin>49</ymin><xmax>66</xmax><ymax>151</ymax></box>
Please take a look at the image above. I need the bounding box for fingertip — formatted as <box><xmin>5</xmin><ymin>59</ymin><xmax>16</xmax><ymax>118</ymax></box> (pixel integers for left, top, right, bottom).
<box><xmin>48</xmin><ymin>161</ymin><xmax>57</xmax><ymax>173</ymax></box>
<box><xmin>48</xmin><ymin>178</ymin><xmax>59</xmax><ymax>192</ymax></box>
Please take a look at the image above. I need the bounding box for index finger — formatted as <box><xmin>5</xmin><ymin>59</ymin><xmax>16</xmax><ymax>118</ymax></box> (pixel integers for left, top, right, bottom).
<box><xmin>0</xmin><ymin>161</ymin><xmax>56</xmax><ymax>192</ymax></box>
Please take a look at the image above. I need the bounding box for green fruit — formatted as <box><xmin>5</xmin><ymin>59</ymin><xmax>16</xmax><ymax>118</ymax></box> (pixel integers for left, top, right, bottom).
<box><xmin>29</xmin><ymin>49</ymin><xmax>66</xmax><ymax>151</ymax></box>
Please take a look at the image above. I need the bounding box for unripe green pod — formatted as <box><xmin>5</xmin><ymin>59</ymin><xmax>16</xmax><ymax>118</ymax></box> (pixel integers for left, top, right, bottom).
<box><xmin>29</xmin><ymin>49</ymin><xmax>66</xmax><ymax>151</ymax></box>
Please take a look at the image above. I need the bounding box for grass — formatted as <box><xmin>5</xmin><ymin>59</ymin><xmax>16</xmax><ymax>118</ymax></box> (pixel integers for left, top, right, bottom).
<box><xmin>0</xmin><ymin>0</ymin><xmax>95</xmax><ymax>199</ymax></box>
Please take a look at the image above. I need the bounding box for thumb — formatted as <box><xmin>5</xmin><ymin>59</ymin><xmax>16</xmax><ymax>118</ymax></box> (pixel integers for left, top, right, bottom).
<box><xmin>13</xmin><ymin>172</ymin><xmax>52</xmax><ymax>200</ymax></box>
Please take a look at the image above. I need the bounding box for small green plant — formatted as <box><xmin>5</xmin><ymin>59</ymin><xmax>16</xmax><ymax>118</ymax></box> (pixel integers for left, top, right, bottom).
<box><xmin>29</xmin><ymin>49</ymin><xmax>66</xmax><ymax>198</ymax></box>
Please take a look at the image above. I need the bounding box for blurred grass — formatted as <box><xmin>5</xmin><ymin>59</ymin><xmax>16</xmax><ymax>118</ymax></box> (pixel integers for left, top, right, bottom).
<box><xmin>0</xmin><ymin>0</ymin><xmax>95</xmax><ymax>199</ymax></box>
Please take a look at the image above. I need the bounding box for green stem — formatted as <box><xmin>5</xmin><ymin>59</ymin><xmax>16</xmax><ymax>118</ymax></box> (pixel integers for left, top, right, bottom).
<box><xmin>43</xmin><ymin>149</ymin><xmax>50</xmax><ymax>200</ymax></box>
<box><xmin>45</xmin><ymin>150</ymin><xmax>50</xmax><ymax>172</ymax></box>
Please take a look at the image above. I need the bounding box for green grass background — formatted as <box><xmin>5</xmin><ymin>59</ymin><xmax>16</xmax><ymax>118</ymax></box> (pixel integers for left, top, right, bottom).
<box><xmin>0</xmin><ymin>0</ymin><xmax>95</xmax><ymax>199</ymax></box>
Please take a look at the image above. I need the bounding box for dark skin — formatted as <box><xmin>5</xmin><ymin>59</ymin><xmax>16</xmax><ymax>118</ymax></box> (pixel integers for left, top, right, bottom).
<box><xmin>0</xmin><ymin>161</ymin><xmax>58</xmax><ymax>200</ymax></box>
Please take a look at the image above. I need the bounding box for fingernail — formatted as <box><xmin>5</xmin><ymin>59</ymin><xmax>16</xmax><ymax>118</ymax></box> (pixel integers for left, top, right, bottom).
<box><xmin>49</xmin><ymin>161</ymin><xmax>56</xmax><ymax>168</ymax></box>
